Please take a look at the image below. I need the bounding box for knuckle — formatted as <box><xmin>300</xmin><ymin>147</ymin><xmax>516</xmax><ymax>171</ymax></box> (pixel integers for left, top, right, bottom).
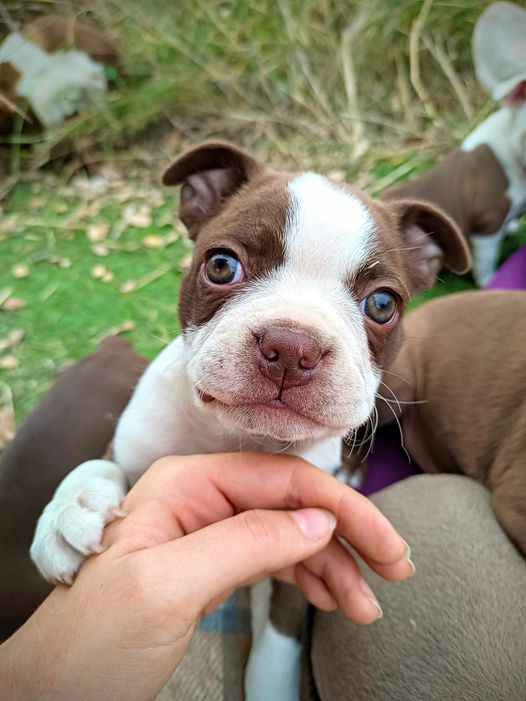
<box><xmin>240</xmin><ymin>509</ymin><xmax>279</xmax><ymax>552</ymax></box>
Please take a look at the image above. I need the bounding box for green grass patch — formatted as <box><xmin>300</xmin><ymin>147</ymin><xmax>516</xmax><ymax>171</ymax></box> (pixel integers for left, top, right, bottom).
<box><xmin>1</xmin><ymin>177</ymin><xmax>190</xmax><ymax>420</ymax></box>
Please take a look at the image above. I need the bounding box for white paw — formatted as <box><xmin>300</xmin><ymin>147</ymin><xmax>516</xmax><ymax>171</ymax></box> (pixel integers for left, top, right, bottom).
<box><xmin>30</xmin><ymin>460</ymin><xmax>127</xmax><ymax>584</ymax></box>
<box><xmin>245</xmin><ymin>622</ymin><xmax>301</xmax><ymax>701</ymax></box>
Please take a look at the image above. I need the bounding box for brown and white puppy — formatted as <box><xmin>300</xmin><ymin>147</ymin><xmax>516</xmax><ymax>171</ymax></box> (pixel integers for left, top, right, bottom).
<box><xmin>370</xmin><ymin>290</ymin><xmax>526</xmax><ymax>556</ymax></box>
<box><xmin>29</xmin><ymin>142</ymin><xmax>469</xmax><ymax>700</ymax></box>
<box><xmin>385</xmin><ymin>104</ymin><xmax>526</xmax><ymax>287</ymax></box>
<box><xmin>0</xmin><ymin>15</ymin><xmax>120</xmax><ymax>133</ymax></box>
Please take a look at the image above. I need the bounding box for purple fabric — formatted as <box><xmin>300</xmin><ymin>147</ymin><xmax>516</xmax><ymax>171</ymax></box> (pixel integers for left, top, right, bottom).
<box><xmin>359</xmin><ymin>424</ymin><xmax>419</xmax><ymax>497</ymax></box>
<box><xmin>487</xmin><ymin>245</ymin><xmax>526</xmax><ymax>290</ymax></box>
<box><xmin>360</xmin><ymin>245</ymin><xmax>526</xmax><ymax>497</ymax></box>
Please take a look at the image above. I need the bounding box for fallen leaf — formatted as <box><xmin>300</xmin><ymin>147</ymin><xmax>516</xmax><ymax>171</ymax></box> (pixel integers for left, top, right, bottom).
<box><xmin>91</xmin><ymin>265</ymin><xmax>114</xmax><ymax>283</ymax></box>
<box><xmin>87</xmin><ymin>223</ymin><xmax>110</xmax><ymax>242</ymax></box>
<box><xmin>0</xmin><ymin>329</ymin><xmax>24</xmax><ymax>352</ymax></box>
<box><xmin>99</xmin><ymin>319</ymin><xmax>136</xmax><ymax>340</ymax></box>
<box><xmin>91</xmin><ymin>243</ymin><xmax>110</xmax><ymax>257</ymax></box>
<box><xmin>148</xmin><ymin>191</ymin><xmax>165</xmax><ymax>208</ymax></box>
<box><xmin>179</xmin><ymin>253</ymin><xmax>193</xmax><ymax>272</ymax></box>
<box><xmin>123</xmin><ymin>203</ymin><xmax>152</xmax><ymax>228</ymax></box>
<box><xmin>163</xmin><ymin>231</ymin><xmax>180</xmax><ymax>246</ymax></box>
<box><xmin>119</xmin><ymin>281</ymin><xmax>137</xmax><ymax>294</ymax></box>
<box><xmin>0</xmin><ymin>356</ymin><xmax>19</xmax><ymax>370</ymax></box>
<box><xmin>142</xmin><ymin>234</ymin><xmax>164</xmax><ymax>249</ymax></box>
<box><xmin>72</xmin><ymin>174</ymin><xmax>109</xmax><ymax>198</ymax></box>
<box><xmin>327</xmin><ymin>170</ymin><xmax>346</xmax><ymax>183</ymax></box>
<box><xmin>2</xmin><ymin>297</ymin><xmax>26</xmax><ymax>312</ymax></box>
<box><xmin>91</xmin><ymin>264</ymin><xmax>107</xmax><ymax>279</ymax></box>
<box><xmin>0</xmin><ymin>386</ymin><xmax>15</xmax><ymax>451</ymax></box>
<box><xmin>12</xmin><ymin>264</ymin><xmax>30</xmax><ymax>278</ymax></box>
<box><xmin>0</xmin><ymin>288</ymin><xmax>13</xmax><ymax>306</ymax></box>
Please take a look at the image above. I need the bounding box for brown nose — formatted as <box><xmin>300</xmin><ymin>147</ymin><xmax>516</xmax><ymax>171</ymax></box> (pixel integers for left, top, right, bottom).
<box><xmin>257</xmin><ymin>327</ymin><xmax>323</xmax><ymax>389</ymax></box>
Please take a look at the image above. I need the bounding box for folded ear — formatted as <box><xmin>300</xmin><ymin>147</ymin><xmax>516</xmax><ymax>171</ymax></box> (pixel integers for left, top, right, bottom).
<box><xmin>162</xmin><ymin>142</ymin><xmax>264</xmax><ymax>239</ymax></box>
<box><xmin>392</xmin><ymin>199</ymin><xmax>471</xmax><ymax>292</ymax></box>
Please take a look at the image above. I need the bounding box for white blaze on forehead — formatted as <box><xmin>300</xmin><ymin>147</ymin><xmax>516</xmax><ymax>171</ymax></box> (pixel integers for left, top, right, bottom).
<box><xmin>285</xmin><ymin>173</ymin><xmax>374</xmax><ymax>278</ymax></box>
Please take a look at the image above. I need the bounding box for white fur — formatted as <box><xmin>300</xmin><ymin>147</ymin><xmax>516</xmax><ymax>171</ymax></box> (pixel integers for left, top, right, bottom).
<box><xmin>462</xmin><ymin>105</ymin><xmax>526</xmax><ymax>284</ymax></box>
<box><xmin>0</xmin><ymin>32</ymin><xmax>106</xmax><ymax>128</ymax></box>
<box><xmin>18</xmin><ymin>51</ymin><xmax>106</xmax><ymax>127</ymax></box>
<box><xmin>245</xmin><ymin>620</ymin><xmax>302</xmax><ymax>701</ymax></box>
<box><xmin>470</xmin><ymin>231</ymin><xmax>505</xmax><ymax>287</ymax></box>
<box><xmin>462</xmin><ymin>105</ymin><xmax>526</xmax><ymax>210</ymax></box>
<box><xmin>183</xmin><ymin>174</ymin><xmax>379</xmax><ymax>445</ymax></box>
<box><xmin>0</xmin><ymin>33</ymin><xmax>51</xmax><ymax>75</ymax></box>
<box><xmin>30</xmin><ymin>460</ymin><xmax>126</xmax><ymax>584</ymax></box>
<box><xmin>286</xmin><ymin>173</ymin><xmax>374</xmax><ymax>279</ymax></box>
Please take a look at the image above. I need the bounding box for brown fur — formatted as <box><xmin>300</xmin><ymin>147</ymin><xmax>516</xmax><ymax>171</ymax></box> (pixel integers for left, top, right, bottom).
<box><xmin>374</xmin><ymin>290</ymin><xmax>526</xmax><ymax>554</ymax></box>
<box><xmin>384</xmin><ymin>145</ymin><xmax>511</xmax><ymax>239</ymax></box>
<box><xmin>21</xmin><ymin>15</ymin><xmax>121</xmax><ymax>69</ymax></box>
<box><xmin>165</xmin><ymin>143</ymin><xmax>470</xmax><ymax>373</ymax></box>
<box><xmin>0</xmin><ymin>337</ymin><xmax>147</xmax><ymax>641</ymax></box>
<box><xmin>0</xmin><ymin>15</ymin><xmax>121</xmax><ymax>138</ymax></box>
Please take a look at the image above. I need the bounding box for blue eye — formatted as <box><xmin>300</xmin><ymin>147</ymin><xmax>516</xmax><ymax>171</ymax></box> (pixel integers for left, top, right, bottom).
<box><xmin>360</xmin><ymin>290</ymin><xmax>397</xmax><ymax>324</ymax></box>
<box><xmin>204</xmin><ymin>251</ymin><xmax>244</xmax><ymax>285</ymax></box>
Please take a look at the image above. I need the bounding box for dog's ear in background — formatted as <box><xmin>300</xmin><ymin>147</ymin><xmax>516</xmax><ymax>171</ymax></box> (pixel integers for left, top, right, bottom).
<box><xmin>391</xmin><ymin>199</ymin><xmax>471</xmax><ymax>293</ymax></box>
<box><xmin>163</xmin><ymin>142</ymin><xmax>264</xmax><ymax>239</ymax></box>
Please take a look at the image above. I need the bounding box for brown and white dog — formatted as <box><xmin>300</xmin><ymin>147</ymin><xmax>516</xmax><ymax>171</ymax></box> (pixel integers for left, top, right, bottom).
<box><xmin>29</xmin><ymin>142</ymin><xmax>469</xmax><ymax>700</ymax></box>
<box><xmin>368</xmin><ymin>289</ymin><xmax>526</xmax><ymax>557</ymax></box>
<box><xmin>0</xmin><ymin>15</ymin><xmax>120</xmax><ymax>133</ymax></box>
<box><xmin>386</xmin><ymin>104</ymin><xmax>526</xmax><ymax>287</ymax></box>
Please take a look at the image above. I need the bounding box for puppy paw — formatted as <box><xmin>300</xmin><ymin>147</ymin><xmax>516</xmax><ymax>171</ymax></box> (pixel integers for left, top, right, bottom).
<box><xmin>245</xmin><ymin>621</ymin><xmax>301</xmax><ymax>701</ymax></box>
<box><xmin>30</xmin><ymin>460</ymin><xmax>127</xmax><ymax>584</ymax></box>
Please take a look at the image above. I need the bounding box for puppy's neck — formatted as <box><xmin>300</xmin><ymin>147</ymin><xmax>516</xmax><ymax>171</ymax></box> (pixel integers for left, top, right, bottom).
<box><xmin>113</xmin><ymin>336</ymin><xmax>342</xmax><ymax>483</ymax></box>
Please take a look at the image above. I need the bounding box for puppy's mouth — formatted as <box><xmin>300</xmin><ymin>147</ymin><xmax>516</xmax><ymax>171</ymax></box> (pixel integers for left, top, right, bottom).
<box><xmin>195</xmin><ymin>387</ymin><xmax>346</xmax><ymax>441</ymax></box>
<box><xmin>198</xmin><ymin>389</ymin><xmax>290</xmax><ymax>412</ymax></box>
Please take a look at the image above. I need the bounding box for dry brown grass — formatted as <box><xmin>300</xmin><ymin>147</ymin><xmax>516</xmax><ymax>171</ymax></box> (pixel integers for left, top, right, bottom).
<box><xmin>1</xmin><ymin>0</ymin><xmax>496</xmax><ymax>186</ymax></box>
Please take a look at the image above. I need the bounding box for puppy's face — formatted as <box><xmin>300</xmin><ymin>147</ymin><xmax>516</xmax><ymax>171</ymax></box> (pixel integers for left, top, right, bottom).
<box><xmin>164</xmin><ymin>143</ymin><xmax>470</xmax><ymax>443</ymax></box>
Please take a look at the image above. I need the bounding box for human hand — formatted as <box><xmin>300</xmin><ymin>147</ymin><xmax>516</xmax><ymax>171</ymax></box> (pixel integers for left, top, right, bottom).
<box><xmin>2</xmin><ymin>453</ymin><xmax>412</xmax><ymax>701</ymax></box>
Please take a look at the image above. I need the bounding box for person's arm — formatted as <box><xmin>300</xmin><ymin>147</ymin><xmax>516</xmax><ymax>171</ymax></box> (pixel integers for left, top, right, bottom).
<box><xmin>1</xmin><ymin>452</ymin><xmax>412</xmax><ymax>701</ymax></box>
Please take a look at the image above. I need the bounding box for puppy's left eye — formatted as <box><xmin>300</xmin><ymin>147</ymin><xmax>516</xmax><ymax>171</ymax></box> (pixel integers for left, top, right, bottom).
<box><xmin>204</xmin><ymin>251</ymin><xmax>244</xmax><ymax>285</ymax></box>
<box><xmin>361</xmin><ymin>290</ymin><xmax>398</xmax><ymax>324</ymax></box>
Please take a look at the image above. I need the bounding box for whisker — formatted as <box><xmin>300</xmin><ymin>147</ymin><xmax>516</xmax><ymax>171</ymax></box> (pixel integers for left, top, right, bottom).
<box><xmin>381</xmin><ymin>368</ymin><xmax>411</xmax><ymax>385</ymax></box>
<box><xmin>376</xmin><ymin>394</ymin><xmax>411</xmax><ymax>464</ymax></box>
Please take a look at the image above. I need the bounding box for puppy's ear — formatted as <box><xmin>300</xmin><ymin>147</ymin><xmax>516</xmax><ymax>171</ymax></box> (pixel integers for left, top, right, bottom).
<box><xmin>162</xmin><ymin>142</ymin><xmax>264</xmax><ymax>239</ymax></box>
<box><xmin>504</xmin><ymin>81</ymin><xmax>526</xmax><ymax>105</ymax></box>
<box><xmin>392</xmin><ymin>200</ymin><xmax>471</xmax><ymax>292</ymax></box>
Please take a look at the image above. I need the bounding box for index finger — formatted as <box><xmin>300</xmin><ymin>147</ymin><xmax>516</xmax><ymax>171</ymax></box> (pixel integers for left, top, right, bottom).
<box><xmin>120</xmin><ymin>452</ymin><xmax>409</xmax><ymax>567</ymax></box>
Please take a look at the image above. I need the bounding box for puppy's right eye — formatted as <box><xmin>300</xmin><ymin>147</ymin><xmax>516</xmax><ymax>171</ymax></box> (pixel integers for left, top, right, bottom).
<box><xmin>204</xmin><ymin>251</ymin><xmax>244</xmax><ymax>285</ymax></box>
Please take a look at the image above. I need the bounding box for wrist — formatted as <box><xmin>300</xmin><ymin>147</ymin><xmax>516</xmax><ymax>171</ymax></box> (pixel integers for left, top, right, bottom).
<box><xmin>0</xmin><ymin>631</ymin><xmax>40</xmax><ymax>701</ymax></box>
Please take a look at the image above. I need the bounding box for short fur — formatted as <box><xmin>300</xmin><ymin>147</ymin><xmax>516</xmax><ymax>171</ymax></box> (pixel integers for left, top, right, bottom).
<box><xmin>371</xmin><ymin>290</ymin><xmax>526</xmax><ymax>554</ymax></box>
<box><xmin>385</xmin><ymin>104</ymin><xmax>526</xmax><ymax>286</ymax></box>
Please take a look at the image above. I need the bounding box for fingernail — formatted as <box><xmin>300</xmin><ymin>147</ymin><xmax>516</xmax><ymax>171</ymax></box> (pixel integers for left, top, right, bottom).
<box><xmin>110</xmin><ymin>507</ymin><xmax>127</xmax><ymax>519</ymax></box>
<box><xmin>88</xmin><ymin>542</ymin><xmax>106</xmax><ymax>554</ymax></box>
<box><xmin>291</xmin><ymin>508</ymin><xmax>337</xmax><ymax>540</ymax></box>
<box><xmin>401</xmin><ymin>538</ymin><xmax>411</xmax><ymax>560</ymax></box>
<box><xmin>359</xmin><ymin>577</ymin><xmax>383</xmax><ymax>620</ymax></box>
<box><xmin>407</xmin><ymin>558</ymin><xmax>416</xmax><ymax>577</ymax></box>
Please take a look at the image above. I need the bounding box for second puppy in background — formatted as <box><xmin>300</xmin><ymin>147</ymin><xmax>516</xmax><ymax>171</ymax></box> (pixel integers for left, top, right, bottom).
<box><xmin>372</xmin><ymin>290</ymin><xmax>526</xmax><ymax>555</ymax></box>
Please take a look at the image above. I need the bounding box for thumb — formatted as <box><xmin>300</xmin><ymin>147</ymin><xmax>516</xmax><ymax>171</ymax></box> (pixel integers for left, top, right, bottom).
<box><xmin>152</xmin><ymin>508</ymin><xmax>336</xmax><ymax>615</ymax></box>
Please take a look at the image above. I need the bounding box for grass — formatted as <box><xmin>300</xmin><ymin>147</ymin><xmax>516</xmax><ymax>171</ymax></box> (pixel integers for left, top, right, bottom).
<box><xmin>0</xmin><ymin>175</ymin><xmax>191</xmax><ymax>420</ymax></box>
<box><xmin>0</xmin><ymin>0</ymin><xmax>525</xmax><ymax>426</ymax></box>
